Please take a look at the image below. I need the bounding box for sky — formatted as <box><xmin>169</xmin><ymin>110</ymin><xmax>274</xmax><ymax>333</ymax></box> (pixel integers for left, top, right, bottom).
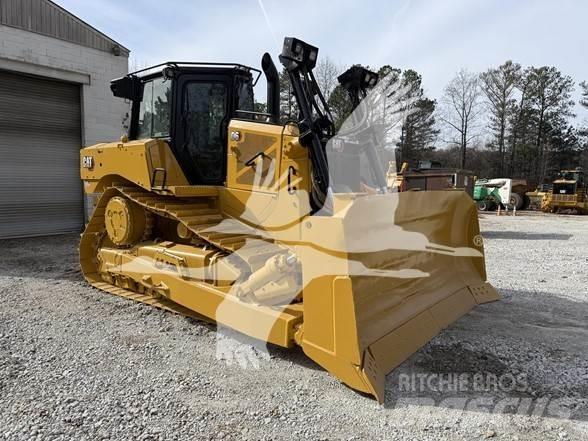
<box><xmin>55</xmin><ymin>0</ymin><xmax>587</xmax><ymax>119</ymax></box>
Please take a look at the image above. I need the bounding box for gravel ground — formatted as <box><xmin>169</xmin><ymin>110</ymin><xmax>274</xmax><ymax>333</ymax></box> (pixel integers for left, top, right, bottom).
<box><xmin>0</xmin><ymin>212</ymin><xmax>587</xmax><ymax>440</ymax></box>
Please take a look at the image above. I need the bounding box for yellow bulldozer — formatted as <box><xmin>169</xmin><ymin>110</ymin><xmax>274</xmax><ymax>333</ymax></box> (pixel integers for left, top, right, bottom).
<box><xmin>541</xmin><ymin>168</ymin><xmax>587</xmax><ymax>214</ymax></box>
<box><xmin>79</xmin><ymin>37</ymin><xmax>499</xmax><ymax>402</ymax></box>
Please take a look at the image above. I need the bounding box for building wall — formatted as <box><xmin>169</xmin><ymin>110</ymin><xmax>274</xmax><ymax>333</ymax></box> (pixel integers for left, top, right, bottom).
<box><xmin>0</xmin><ymin>24</ymin><xmax>128</xmax><ymax>147</ymax></box>
<box><xmin>0</xmin><ymin>0</ymin><xmax>131</xmax><ymax>57</ymax></box>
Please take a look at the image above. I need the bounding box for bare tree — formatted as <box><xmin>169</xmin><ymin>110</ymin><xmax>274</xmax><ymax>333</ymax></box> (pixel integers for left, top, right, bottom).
<box><xmin>279</xmin><ymin>68</ymin><xmax>297</xmax><ymax>122</ymax></box>
<box><xmin>480</xmin><ymin>61</ymin><xmax>520</xmax><ymax>175</ymax></box>
<box><xmin>441</xmin><ymin>69</ymin><xmax>483</xmax><ymax>168</ymax></box>
<box><xmin>279</xmin><ymin>56</ymin><xmax>339</xmax><ymax>123</ymax></box>
<box><xmin>129</xmin><ymin>57</ymin><xmax>150</xmax><ymax>73</ymax></box>
<box><xmin>315</xmin><ymin>56</ymin><xmax>340</xmax><ymax>102</ymax></box>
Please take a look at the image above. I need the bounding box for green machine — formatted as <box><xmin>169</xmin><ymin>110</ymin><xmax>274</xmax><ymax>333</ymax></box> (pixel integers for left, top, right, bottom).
<box><xmin>474</xmin><ymin>179</ymin><xmax>504</xmax><ymax>211</ymax></box>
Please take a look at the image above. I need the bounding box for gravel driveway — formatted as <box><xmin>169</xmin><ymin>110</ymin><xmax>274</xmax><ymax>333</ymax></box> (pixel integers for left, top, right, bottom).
<box><xmin>0</xmin><ymin>212</ymin><xmax>587</xmax><ymax>440</ymax></box>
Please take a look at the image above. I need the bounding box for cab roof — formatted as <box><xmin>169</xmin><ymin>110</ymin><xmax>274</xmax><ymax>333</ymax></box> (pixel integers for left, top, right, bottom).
<box><xmin>129</xmin><ymin>61</ymin><xmax>261</xmax><ymax>84</ymax></box>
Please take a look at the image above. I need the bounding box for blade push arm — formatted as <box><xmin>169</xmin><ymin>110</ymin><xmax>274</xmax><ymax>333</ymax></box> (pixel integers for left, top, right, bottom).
<box><xmin>279</xmin><ymin>37</ymin><xmax>335</xmax><ymax>211</ymax></box>
<box><xmin>337</xmin><ymin>65</ymin><xmax>387</xmax><ymax>191</ymax></box>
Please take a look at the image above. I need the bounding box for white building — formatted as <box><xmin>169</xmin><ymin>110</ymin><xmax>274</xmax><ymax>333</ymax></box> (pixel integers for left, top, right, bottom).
<box><xmin>0</xmin><ymin>0</ymin><xmax>129</xmax><ymax>238</ymax></box>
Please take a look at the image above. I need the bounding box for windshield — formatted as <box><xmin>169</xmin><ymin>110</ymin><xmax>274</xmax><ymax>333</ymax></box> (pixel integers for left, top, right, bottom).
<box><xmin>554</xmin><ymin>183</ymin><xmax>576</xmax><ymax>193</ymax></box>
<box><xmin>137</xmin><ymin>76</ymin><xmax>172</xmax><ymax>139</ymax></box>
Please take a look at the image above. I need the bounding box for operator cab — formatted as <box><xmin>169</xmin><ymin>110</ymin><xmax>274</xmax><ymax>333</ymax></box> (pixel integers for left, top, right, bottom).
<box><xmin>110</xmin><ymin>63</ymin><xmax>265</xmax><ymax>186</ymax></box>
<box><xmin>554</xmin><ymin>168</ymin><xmax>585</xmax><ymax>194</ymax></box>
<box><xmin>108</xmin><ymin>37</ymin><xmax>387</xmax><ymax>213</ymax></box>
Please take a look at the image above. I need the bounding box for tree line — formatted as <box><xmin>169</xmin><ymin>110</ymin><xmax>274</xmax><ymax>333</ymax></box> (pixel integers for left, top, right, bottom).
<box><xmin>269</xmin><ymin>58</ymin><xmax>588</xmax><ymax>186</ymax></box>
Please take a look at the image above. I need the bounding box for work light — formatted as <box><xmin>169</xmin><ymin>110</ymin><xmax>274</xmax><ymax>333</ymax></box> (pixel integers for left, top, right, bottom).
<box><xmin>280</xmin><ymin>37</ymin><xmax>319</xmax><ymax>70</ymax></box>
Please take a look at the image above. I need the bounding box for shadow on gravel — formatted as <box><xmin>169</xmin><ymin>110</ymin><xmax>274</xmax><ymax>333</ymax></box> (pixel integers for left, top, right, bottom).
<box><xmin>379</xmin><ymin>288</ymin><xmax>588</xmax><ymax>422</ymax></box>
<box><xmin>0</xmin><ymin>234</ymin><xmax>82</xmax><ymax>282</ymax></box>
<box><xmin>482</xmin><ymin>231</ymin><xmax>572</xmax><ymax>241</ymax></box>
<box><xmin>268</xmin><ymin>344</ymin><xmax>324</xmax><ymax>372</ymax></box>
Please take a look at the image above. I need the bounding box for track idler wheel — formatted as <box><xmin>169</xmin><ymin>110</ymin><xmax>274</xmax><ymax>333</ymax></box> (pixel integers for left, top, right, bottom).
<box><xmin>105</xmin><ymin>196</ymin><xmax>148</xmax><ymax>247</ymax></box>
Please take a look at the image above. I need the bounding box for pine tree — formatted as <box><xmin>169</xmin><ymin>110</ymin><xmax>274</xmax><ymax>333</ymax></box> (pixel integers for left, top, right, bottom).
<box><xmin>547</xmin><ymin>121</ymin><xmax>582</xmax><ymax>173</ymax></box>
<box><xmin>526</xmin><ymin>66</ymin><xmax>575</xmax><ymax>182</ymax></box>
<box><xmin>480</xmin><ymin>61</ymin><xmax>520</xmax><ymax>175</ymax></box>
<box><xmin>396</xmin><ymin>70</ymin><xmax>439</xmax><ymax>166</ymax></box>
<box><xmin>278</xmin><ymin>68</ymin><xmax>297</xmax><ymax>123</ymax></box>
<box><xmin>327</xmin><ymin>84</ymin><xmax>353</xmax><ymax>130</ymax></box>
<box><xmin>507</xmin><ymin>68</ymin><xmax>535</xmax><ymax>177</ymax></box>
<box><xmin>580</xmin><ymin>81</ymin><xmax>588</xmax><ymax>109</ymax></box>
<box><xmin>254</xmin><ymin>102</ymin><xmax>267</xmax><ymax>114</ymax></box>
<box><xmin>371</xmin><ymin>66</ymin><xmax>440</xmax><ymax>167</ymax></box>
<box><xmin>578</xmin><ymin>81</ymin><xmax>588</xmax><ymax>172</ymax></box>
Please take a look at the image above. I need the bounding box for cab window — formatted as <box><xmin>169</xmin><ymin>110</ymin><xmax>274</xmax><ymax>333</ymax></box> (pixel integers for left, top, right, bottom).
<box><xmin>237</xmin><ymin>79</ymin><xmax>254</xmax><ymax>114</ymax></box>
<box><xmin>137</xmin><ymin>77</ymin><xmax>172</xmax><ymax>139</ymax></box>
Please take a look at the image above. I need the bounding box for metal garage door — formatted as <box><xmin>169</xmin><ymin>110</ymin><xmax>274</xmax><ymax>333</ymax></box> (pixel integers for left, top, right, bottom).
<box><xmin>0</xmin><ymin>70</ymin><xmax>83</xmax><ymax>238</ymax></box>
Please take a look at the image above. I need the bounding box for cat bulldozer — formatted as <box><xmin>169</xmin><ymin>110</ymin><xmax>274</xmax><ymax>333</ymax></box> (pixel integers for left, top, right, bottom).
<box><xmin>79</xmin><ymin>37</ymin><xmax>499</xmax><ymax>402</ymax></box>
<box><xmin>541</xmin><ymin>168</ymin><xmax>587</xmax><ymax>214</ymax></box>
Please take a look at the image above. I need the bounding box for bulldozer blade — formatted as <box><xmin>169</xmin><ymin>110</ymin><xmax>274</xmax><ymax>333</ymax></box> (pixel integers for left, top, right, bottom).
<box><xmin>296</xmin><ymin>191</ymin><xmax>500</xmax><ymax>403</ymax></box>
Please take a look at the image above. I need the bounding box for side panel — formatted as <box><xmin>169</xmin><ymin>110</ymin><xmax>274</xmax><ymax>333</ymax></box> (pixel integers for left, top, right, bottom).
<box><xmin>222</xmin><ymin>120</ymin><xmax>312</xmax><ymax>230</ymax></box>
<box><xmin>226</xmin><ymin>120</ymin><xmax>283</xmax><ymax>192</ymax></box>
<box><xmin>80</xmin><ymin>139</ymin><xmax>189</xmax><ymax>194</ymax></box>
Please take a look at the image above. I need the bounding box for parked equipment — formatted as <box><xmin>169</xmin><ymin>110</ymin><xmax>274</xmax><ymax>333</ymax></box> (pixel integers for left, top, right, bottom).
<box><xmin>391</xmin><ymin>161</ymin><xmax>475</xmax><ymax>196</ymax></box>
<box><xmin>525</xmin><ymin>183</ymin><xmax>551</xmax><ymax>210</ymax></box>
<box><xmin>541</xmin><ymin>168</ymin><xmax>587</xmax><ymax>214</ymax></box>
<box><xmin>474</xmin><ymin>178</ymin><xmax>529</xmax><ymax>211</ymax></box>
<box><xmin>79</xmin><ymin>38</ymin><xmax>498</xmax><ymax>402</ymax></box>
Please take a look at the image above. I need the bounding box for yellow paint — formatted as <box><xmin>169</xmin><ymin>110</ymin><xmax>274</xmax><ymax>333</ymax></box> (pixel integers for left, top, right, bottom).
<box><xmin>79</xmin><ymin>120</ymin><xmax>499</xmax><ymax>403</ymax></box>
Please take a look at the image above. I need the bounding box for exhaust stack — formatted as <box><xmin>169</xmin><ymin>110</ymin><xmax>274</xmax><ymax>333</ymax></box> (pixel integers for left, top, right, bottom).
<box><xmin>261</xmin><ymin>53</ymin><xmax>280</xmax><ymax>124</ymax></box>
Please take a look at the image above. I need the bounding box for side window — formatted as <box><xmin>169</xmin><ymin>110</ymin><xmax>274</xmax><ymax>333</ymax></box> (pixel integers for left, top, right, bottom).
<box><xmin>137</xmin><ymin>81</ymin><xmax>153</xmax><ymax>138</ymax></box>
<box><xmin>237</xmin><ymin>79</ymin><xmax>254</xmax><ymax>119</ymax></box>
<box><xmin>183</xmin><ymin>82</ymin><xmax>228</xmax><ymax>182</ymax></box>
<box><xmin>137</xmin><ymin>77</ymin><xmax>171</xmax><ymax>139</ymax></box>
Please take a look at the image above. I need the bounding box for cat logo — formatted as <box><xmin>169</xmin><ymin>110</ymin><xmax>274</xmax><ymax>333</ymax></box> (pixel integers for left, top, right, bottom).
<box><xmin>82</xmin><ymin>156</ymin><xmax>94</xmax><ymax>169</ymax></box>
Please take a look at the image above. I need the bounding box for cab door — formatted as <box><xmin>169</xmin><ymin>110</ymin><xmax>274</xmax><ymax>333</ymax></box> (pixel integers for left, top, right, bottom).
<box><xmin>172</xmin><ymin>74</ymin><xmax>230</xmax><ymax>185</ymax></box>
